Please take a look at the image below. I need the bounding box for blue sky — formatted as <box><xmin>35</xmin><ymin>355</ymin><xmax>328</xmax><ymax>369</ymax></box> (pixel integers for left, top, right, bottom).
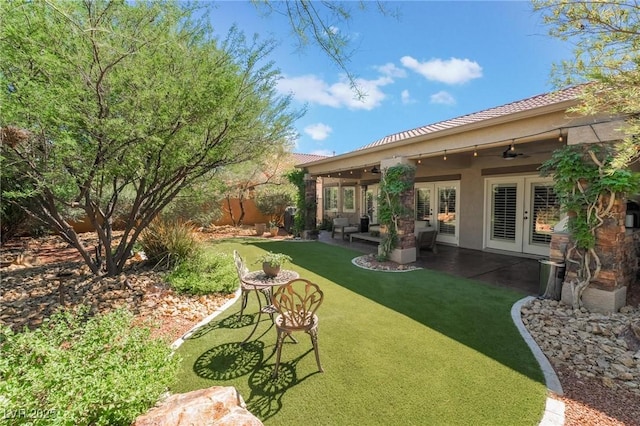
<box><xmin>210</xmin><ymin>1</ymin><xmax>573</xmax><ymax>156</ymax></box>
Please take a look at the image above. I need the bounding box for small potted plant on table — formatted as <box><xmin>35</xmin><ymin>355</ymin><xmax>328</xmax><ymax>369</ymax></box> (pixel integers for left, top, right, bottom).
<box><xmin>256</xmin><ymin>251</ymin><xmax>292</xmax><ymax>277</ymax></box>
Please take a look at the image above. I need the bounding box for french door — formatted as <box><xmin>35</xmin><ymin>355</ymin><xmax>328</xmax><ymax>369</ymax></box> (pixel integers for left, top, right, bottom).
<box><xmin>484</xmin><ymin>176</ymin><xmax>559</xmax><ymax>256</ymax></box>
<box><xmin>415</xmin><ymin>181</ymin><xmax>459</xmax><ymax>245</ymax></box>
<box><xmin>365</xmin><ymin>184</ymin><xmax>379</xmax><ymax>224</ymax></box>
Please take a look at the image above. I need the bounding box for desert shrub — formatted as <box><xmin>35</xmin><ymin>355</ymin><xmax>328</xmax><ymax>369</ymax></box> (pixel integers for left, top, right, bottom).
<box><xmin>138</xmin><ymin>218</ymin><xmax>201</xmax><ymax>269</ymax></box>
<box><xmin>0</xmin><ymin>308</ymin><xmax>179</xmax><ymax>425</ymax></box>
<box><xmin>167</xmin><ymin>250</ymin><xmax>237</xmax><ymax>295</ymax></box>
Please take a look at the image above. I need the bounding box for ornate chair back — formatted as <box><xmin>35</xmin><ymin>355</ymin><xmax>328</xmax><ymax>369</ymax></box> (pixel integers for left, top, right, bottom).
<box><xmin>271</xmin><ymin>278</ymin><xmax>325</xmax><ymax>377</ymax></box>
<box><xmin>233</xmin><ymin>250</ymin><xmax>249</xmax><ymax>283</ymax></box>
<box><xmin>272</xmin><ymin>279</ymin><xmax>324</xmax><ymax>330</ymax></box>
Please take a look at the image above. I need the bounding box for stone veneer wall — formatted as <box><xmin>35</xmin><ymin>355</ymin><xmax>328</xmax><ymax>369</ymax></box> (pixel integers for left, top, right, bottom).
<box><xmin>397</xmin><ymin>187</ymin><xmax>416</xmax><ymax>251</ymax></box>
<box><xmin>304</xmin><ymin>174</ymin><xmax>317</xmax><ymax>237</ymax></box>
<box><xmin>550</xmin><ymin>199</ymin><xmax>640</xmax><ymax>311</ymax></box>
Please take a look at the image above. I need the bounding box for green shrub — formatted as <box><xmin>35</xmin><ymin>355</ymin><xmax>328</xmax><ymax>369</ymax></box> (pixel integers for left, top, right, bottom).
<box><xmin>167</xmin><ymin>250</ymin><xmax>237</xmax><ymax>295</ymax></box>
<box><xmin>0</xmin><ymin>308</ymin><xmax>179</xmax><ymax>426</ymax></box>
<box><xmin>139</xmin><ymin>218</ymin><xmax>201</xmax><ymax>269</ymax></box>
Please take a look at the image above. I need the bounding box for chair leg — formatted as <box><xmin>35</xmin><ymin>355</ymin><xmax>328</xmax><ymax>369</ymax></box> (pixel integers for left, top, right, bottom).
<box><xmin>309</xmin><ymin>328</ymin><xmax>323</xmax><ymax>372</ymax></box>
<box><xmin>272</xmin><ymin>329</ymin><xmax>286</xmax><ymax>378</ymax></box>
<box><xmin>238</xmin><ymin>290</ymin><xmax>248</xmax><ymax>321</ymax></box>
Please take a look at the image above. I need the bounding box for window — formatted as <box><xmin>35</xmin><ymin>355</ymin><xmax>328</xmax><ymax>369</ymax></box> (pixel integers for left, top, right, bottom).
<box><xmin>343</xmin><ymin>187</ymin><xmax>355</xmax><ymax>212</ymax></box>
<box><xmin>324</xmin><ymin>187</ymin><xmax>338</xmax><ymax>212</ymax></box>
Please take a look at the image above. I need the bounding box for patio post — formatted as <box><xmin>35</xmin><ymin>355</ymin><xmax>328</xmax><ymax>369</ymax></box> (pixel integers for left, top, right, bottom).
<box><xmin>380</xmin><ymin>157</ymin><xmax>417</xmax><ymax>264</ymax></box>
<box><xmin>303</xmin><ymin>173</ymin><xmax>318</xmax><ymax>239</ymax></box>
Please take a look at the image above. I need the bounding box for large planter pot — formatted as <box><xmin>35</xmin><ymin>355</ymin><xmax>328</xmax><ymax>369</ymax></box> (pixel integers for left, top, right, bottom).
<box><xmin>255</xmin><ymin>223</ymin><xmax>266</xmax><ymax>236</ymax></box>
<box><xmin>262</xmin><ymin>262</ymin><xmax>280</xmax><ymax>277</ymax></box>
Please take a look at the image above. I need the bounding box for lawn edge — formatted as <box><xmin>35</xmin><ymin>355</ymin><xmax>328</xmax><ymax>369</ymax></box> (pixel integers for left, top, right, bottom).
<box><xmin>512</xmin><ymin>296</ymin><xmax>565</xmax><ymax>426</ymax></box>
<box><xmin>170</xmin><ymin>288</ymin><xmax>242</xmax><ymax>351</ymax></box>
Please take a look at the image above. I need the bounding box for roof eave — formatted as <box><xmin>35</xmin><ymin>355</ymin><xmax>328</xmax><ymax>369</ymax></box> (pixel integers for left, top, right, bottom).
<box><xmin>298</xmin><ymin>98</ymin><xmax>579</xmax><ymax>169</ymax></box>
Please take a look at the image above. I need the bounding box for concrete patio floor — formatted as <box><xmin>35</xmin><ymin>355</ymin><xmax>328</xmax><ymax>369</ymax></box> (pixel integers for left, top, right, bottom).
<box><xmin>318</xmin><ymin>230</ymin><xmax>542</xmax><ymax>296</ymax></box>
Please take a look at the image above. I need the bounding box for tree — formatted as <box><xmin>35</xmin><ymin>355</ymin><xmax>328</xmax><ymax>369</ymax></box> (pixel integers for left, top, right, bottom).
<box><xmin>0</xmin><ymin>0</ymin><xmax>298</xmax><ymax>275</ymax></box>
<box><xmin>533</xmin><ymin>0</ymin><xmax>640</xmax><ymax>169</ymax></box>
<box><xmin>251</xmin><ymin>0</ymin><xmax>396</xmax><ymax>98</ymax></box>
<box><xmin>215</xmin><ymin>145</ymin><xmax>294</xmax><ymax>226</ymax></box>
<box><xmin>254</xmin><ymin>184</ymin><xmax>296</xmax><ymax>227</ymax></box>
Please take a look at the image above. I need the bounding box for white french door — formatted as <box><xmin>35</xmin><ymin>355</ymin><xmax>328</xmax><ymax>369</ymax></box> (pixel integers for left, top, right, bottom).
<box><xmin>484</xmin><ymin>176</ymin><xmax>559</xmax><ymax>256</ymax></box>
<box><xmin>415</xmin><ymin>181</ymin><xmax>460</xmax><ymax>245</ymax></box>
<box><xmin>365</xmin><ymin>185</ymin><xmax>379</xmax><ymax>224</ymax></box>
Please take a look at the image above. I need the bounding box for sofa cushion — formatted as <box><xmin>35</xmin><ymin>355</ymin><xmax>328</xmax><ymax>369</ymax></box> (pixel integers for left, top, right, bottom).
<box><xmin>333</xmin><ymin>217</ymin><xmax>349</xmax><ymax>227</ymax></box>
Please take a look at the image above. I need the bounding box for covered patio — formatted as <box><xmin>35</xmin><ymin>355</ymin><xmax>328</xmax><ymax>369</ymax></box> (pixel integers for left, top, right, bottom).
<box><xmin>317</xmin><ymin>230</ymin><xmax>541</xmax><ymax>296</ymax></box>
<box><xmin>297</xmin><ymin>85</ymin><xmax>634</xmax><ymax>312</ymax></box>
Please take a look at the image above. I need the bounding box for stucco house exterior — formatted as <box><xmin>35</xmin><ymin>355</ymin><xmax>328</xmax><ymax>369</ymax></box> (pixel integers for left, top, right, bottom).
<box><xmin>296</xmin><ymin>85</ymin><xmax>637</xmax><ymax>312</ymax></box>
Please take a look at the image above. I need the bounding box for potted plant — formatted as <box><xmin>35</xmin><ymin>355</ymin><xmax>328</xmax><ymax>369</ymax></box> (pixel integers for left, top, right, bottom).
<box><xmin>268</xmin><ymin>220</ymin><xmax>279</xmax><ymax>237</ymax></box>
<box><xmin>256</xmin><ymin>251</ymin><xmax>292</xmax><ymax>277</ymax></box>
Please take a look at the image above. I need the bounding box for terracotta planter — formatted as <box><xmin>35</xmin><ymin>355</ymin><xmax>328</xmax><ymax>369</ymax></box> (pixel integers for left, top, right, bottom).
<box><xmin>262</xmin><ymin>262</ymin><xmax>280</xmax><ymax>277</ymax></box>
<box><xmin>255</xmin><ymin>223</ymin><xmax>266</xmax><ymax>236</ymax></box>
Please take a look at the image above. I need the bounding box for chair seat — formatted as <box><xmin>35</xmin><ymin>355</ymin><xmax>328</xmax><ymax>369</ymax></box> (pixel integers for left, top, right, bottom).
<box><xmin>275</xmin><ymin>312</ymin><xmax>318</xmax><ymax>332</ymax></box>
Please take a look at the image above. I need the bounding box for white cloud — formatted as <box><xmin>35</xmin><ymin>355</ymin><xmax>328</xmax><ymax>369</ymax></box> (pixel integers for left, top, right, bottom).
<box><xmin>401</xmin><ymin>89</ymin><xmax>414</xmax><ymax>104</ymax></box>
<box><xmin>304</xmin><ymin>123</ymin><xmax>333</xmax><ymax>141</ymax></box>
<box><xmin>401</xmin><ymin>56</ymin><xmax>483</xmax><ymax>85</ymax></box>
<box><xmin>375</xmin><ymin>63</ymin><xmax>407</xmax><ymax>79</ymax></box>
<box><xmin>277</xmin><ymin>74</ymin><xmax>392</xmax><ymax>111</ymax></box>
<box><xmin>430</xmin><ymin>90</ymin><xmax>456</xmax><ymax>105</ymax></box>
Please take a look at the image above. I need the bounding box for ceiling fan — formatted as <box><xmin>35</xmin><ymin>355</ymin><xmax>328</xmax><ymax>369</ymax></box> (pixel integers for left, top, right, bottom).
<box><xmin>502</xmin><ymin>146</ymin><xmax>526</xmax><ymax>160</ymax></box>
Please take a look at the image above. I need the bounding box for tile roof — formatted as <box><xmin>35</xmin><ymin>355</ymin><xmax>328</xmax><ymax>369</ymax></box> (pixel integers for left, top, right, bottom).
<box><xmin>356</xmin><ymin>85</ymin><xmax>584</xmax><ymax>151</ymax></box>
<box><xmin>293</xmin><ymin>153</ymin><xmax>330</xmax><ymax>165</ymax></box>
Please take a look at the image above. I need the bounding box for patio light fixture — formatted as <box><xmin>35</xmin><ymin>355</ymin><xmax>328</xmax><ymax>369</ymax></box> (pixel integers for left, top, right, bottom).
<box><xmin>473</xmin><ymin>146</ymin><xmax>478</xmax><ymax>157</ymax></box>
<box><xmin>443</xmin><ymin>150</ymin><xmax>447</xmax><ymax>161</ymax></box>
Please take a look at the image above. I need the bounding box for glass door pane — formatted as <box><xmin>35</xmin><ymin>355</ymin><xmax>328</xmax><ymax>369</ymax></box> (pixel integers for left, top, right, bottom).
<box><xmin>437</xmin><ymin>185</ymin><xmax>457</xmax><ymax>237</ymax></box>
<box><xmin>415</xmin><ymin>187</ymin><xmax>432</xmax><ymax>224</ymax></box>
<box><xmin>491</xmin><ymin>183</ymin><xmax>517</xmax><ymax>242</ymax></box>
<box><xmin>366</xmin><ymin>185</ymin><xmax>378</xmax><ymax>224</ymax></box>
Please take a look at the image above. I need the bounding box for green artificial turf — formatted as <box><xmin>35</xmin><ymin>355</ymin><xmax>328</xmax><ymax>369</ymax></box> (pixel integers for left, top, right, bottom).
<box><xmin>173</xmin><ymin>239</ymin><xmax>547</xmax><ymax>425</ymax></box>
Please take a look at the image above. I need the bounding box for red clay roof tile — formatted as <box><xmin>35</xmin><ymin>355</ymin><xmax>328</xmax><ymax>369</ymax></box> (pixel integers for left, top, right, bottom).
<box><xmin>356</xmin><ymin>85</ymin><xmax>583</xmax><ymax>151</ymax></box>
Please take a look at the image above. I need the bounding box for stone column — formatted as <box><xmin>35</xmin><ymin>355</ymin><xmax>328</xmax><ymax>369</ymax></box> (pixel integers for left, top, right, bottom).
<box><xmin>379</xmin><ymin>157</ymin><xmax>416</xmax><ymax>264</ymax></box>
<box><xmin>558</xmin><ymin>197</ymin><xmax>636</xmax><ymax>312</ymax></box>
<box><xmin>303</xmin><ymin>174</ymin><xmax>317</xmax><ymax>240</ymax></box>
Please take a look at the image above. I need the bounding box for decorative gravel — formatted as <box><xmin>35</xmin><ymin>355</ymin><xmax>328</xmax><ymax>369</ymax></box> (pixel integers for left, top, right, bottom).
<box><xmin>352</xmin><ymin>254</ymin><xmax>420</xmax><ymax>272</ymax></box>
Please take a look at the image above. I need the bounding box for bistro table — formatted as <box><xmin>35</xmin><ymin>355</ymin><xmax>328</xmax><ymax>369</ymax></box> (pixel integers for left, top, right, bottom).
<box><xmin>241</xmin><ymin>269</ymin><xmax>299</xmax><ymax>344</ymax></box>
